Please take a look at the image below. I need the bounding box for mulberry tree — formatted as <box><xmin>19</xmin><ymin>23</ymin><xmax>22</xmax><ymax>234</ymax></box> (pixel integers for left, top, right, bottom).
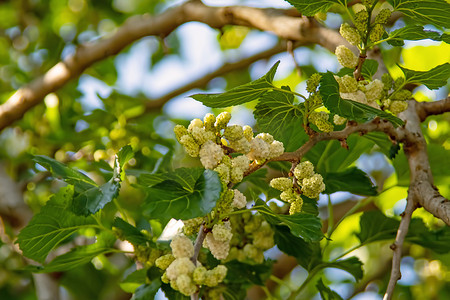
<box><xmin>0</xmin><ymin>0</ymin><xmax>449</xmax><ymax>299</ymax></box>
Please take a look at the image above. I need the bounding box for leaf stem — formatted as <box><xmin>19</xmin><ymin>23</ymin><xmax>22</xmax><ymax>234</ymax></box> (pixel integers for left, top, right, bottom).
<box><xmin>270</xmin><ymin>275</ymin><xmax>294</xmax><ymax>291</ymax></box>
<box><xmin>113</xmin><ymin>198</ymin><xmax>128</xmax><ymax>222</ymax></box>
<box><xmin>272</xmin><ymin>86</ymin><xmax>308</xmax><ymax>101</ymax></box>
<box><xmin>287</xmin><ymin>267</ymin><xmax>321</xmax><ymax>300</ymax></box>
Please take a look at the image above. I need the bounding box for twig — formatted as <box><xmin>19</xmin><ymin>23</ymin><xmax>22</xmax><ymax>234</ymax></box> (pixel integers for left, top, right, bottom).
<box><xmin>139</xmin><ymin>42</ymin><xmax>299</xmax><ymax>116</ymax></box>
<box><xmin>287</xmin><ymin>40</ymin><xmax>302</xmax><ymax>77</ymax></box>
<box><xmin>190</xmin><ymin>224</ymin><xmax>206</xmax><ymax>300</ymax></box>
<box><xmin>383</xmin><ymin>195</ymin><xmax>416</xmax><ymax>300</ymax></box>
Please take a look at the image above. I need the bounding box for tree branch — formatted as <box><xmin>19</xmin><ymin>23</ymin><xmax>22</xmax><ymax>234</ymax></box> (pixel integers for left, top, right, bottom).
<box><xmin>416</xmin><ymin>96</ymin><xmax>450</xmax><ymax>122</ymax></box>
<box><xmin>402</xmin><ymin>100</ymin><xmax>450</xmax><ymax>225</ymax></box>
<box><xmin>0</xmin><ymin>1</ymin><xmax>347</xmax><ymax>132</ymax></box>
<box><xmin>140</xmin><ymin>41</ymin><xmax>297</xmax><ymax>115</ymax></box>
<box><xmin>383</xmin><ymin>194</ymin><xmax>416</xmax><ymax>300</ymax></box>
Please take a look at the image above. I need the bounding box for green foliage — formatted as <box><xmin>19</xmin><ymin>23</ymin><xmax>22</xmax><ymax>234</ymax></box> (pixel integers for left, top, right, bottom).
<box><xmin>285</xmin><ymin>0</ymin><xmax>346</xmax><ymax>16</ymax></box>
<box><xmin>254</xmin><ymin>199</ymin><xmax>323</xmax><ymax>242</ymax></box>
<box><xmin>323</xmin><ymin>167</ymin><xmax>378</xmax><ymax>196</ymax></box>
<box><xmin>337</xmin><ymin>59</ymin><xmax>379</xmax><ymax>80</ymax></box>
<box><xmin>6</xmin><ymin>0</ymin><xmax>450</xmax><ymax>299</ymax></box>
<box><xmin>387</xmin><ymin>0</ymin><xmax>450</xmax><ymax>28</ymax></box>
<box><xmin>113</xmin><ymin>217</ymin><xmax>150</xmax><ymax>246</ymax></box>
<box><xmin>319</xmin><ymin>72</ymin><xmax>404</xmax><ymax>127</ymax></box>
<box><xmin>132</xmin><ymin>281</ymin><xmax>162</xmax><ymax>300</ymax></box>
<box><xmin>26</xmin><ymin>232</ymin><xmax>116</xmax><ymax>273</ymax></box>
<box><xmin>399</xmin><ymin>63</ymin><xmax>450</xmax><ymax>90</ymax></box>
<box><xmin>357</xmin><ymin>211</ymin><xmax>450</xmax><ymax>253</ymax></box>
<box><xmin>254</xmin><ymin>87</ymin><xmax>308</xmax><ymax>151</ymax></box>
<box><xmin>387</xmin><ymin>26</ymin><xmax>446</xmax><ymax>46</ymax></box>
<box><xmin>17</xmin><ymin>186</ymin><xmax>96</xmax><ymax>263</ymax></box>
<box><xmin>316</xmin><ymin>278</ymin><xmax>344</xmax><ymax>300</ymax></box>
<box><xmin>33</xmin><ymin>155</ymin><xmax>97</xmax><ymax>192</ymax></box>
<box><xmin>224</xmin><ymin>260</ymin><xmax>273</xmax><ymax>286</ymax></box>
<box><xmin>143</xmin><ymin>168</ymin><xmax>222</xmax><ymax>222</ymax></box>
<box><xmin>191</xmin><ymin>61</ymin><xmax>279</xmax><ymax>107</ymax></box>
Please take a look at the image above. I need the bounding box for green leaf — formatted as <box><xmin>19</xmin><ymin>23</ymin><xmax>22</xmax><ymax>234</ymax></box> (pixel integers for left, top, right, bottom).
<box><xmin>319</xmin><ymin>72</ymin><xmax>403</xmax><ymax>127</ymax></box>
<box><xmin>27</xmin><ymin>232</ymin><xmax>116</xmax><ymax>273</ymax></box>
<box><xmin>224</xmin><ymin>260</ymin><xmax>273</xmax><ymax>286</ymax></box>
<box><xmin>400</xmin><ymin>63</ymin><xmax>450</xmax><ymax>90</ymax></box>
<box><xmin>17</xmin><ymin>186</ymin><xmax>96</xmax><ymax>263</ymax></box>
<box><xmin>316</xmin><ymin>278</ymin><xmax>344</xmax><ymax>300</ymax></box>
<box><xmin>387</xmin><ymin>0</ymin><xmax>450</xmax><ymax>28</ymax></box>
<box><xmin>407</xmin><ymin>218</ymin><xmax>450</xmax><ymax>254</ymax></box>
<box><xmin>323</xmin><ymin>167</ymin><xmax>378</xmax><ymax>196</ymax></box>
<box><xmin>357</xmin><ymin>211</ymin><xmax>399</xmax><ymax>244</ymax></box>
<box><xmin>72</xmin><ymin>149</ymin><xmax>130</xmax><ymax>215</ymax></box>
<box><xmin>191</xmin><ymin>61</ymin><xmax>280</xmax><ymax>108</ymax></box>
<box><xmin>254</xmin><ymin>87</ymin><xmax>308</xmax><ymax>152</ymax></box>
<box><xmin>254</xmin><ymin>199</ymin><xmax>323</xmax><ymax>242</ymax></box>
<box><xmin>285</xmin><ymin>0</ymin><xmax>346</xmax><ymax>16</ymax></box>
<box><xmin>357</xmin><ymin>211</ymin><xmax>450</xmax><ymax>254</ymax></box>
<box><xmin>321</xmin><ymin>257</ymin><xmax>364</xmax><ymax>282</ymax></box>
<box><xmin>387</xmin><ymin>25</ymin><xmax>445</xmax><ymax>47</ymax></box>
<box><xmin>336</xmin><ymin>59</ymin><xmax>379</xmax><ymax>80</ymax></box>
<box><xmin>274</xmin><ymin>226</ymin><xmax>322</xmax><ymax>271</ymax></box>
<box><xmin>113</xmin><ymin>218</ymin><xmax>149</xmax><ymax>246</ymax></box>
<box><xmin>120</xmin><ymin>269</ymin><xmax>147</xmax><ymax>293</ymax></box>
<box><xmin>143</xmin><ymin>168</ymin><xmax>222</xmax><ymax>221</ymax></box>
<box><xmin>33</xmin><ymin>155</ymin><xmax>97</xmax><ymax>192</ymax></box>
<box><xmin>118</xmin><ymin>145</ymin><xmax>134</xmax><ymax>168</ymax></box>
<box><xmin>132</xmin><ymin>281</ymin><xmax>162</xmax><ymax>300</ymax></box>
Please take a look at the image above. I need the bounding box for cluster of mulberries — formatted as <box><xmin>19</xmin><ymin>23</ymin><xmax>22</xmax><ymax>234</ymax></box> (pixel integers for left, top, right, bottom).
<box><xmin>335</xmin><ymin>75</ymin><xmax>384</xmax><ymax>109</ymax></box>
<box><xmin>134</xmin><ymin>245</ymin><xmax>163</xmax><ymax>268</ymax></box>
<box><xmin>308</xmin><ymin>111</ymin><xmax>334</xmax><ymax>133</ymax></box>
<box><xmin>226</xmin><ymin>212</ymin><xmax>275</xmax><ymax>264</ymax></box>
<box><xmin>175</xmin><ymin>112</ymin><xmax>284</xmax><ymax>170</ymax></box>
<box><xmin>203</xmin><ymin>221</ymin><xmax>233</xmax><ymax>260</ymax></box>
<box><xmin>156</xmin><ymin>235</ymin><xmax>227</xmax><ymax>296</ymax></box>
<box><xmin>270</xmin><ymin>161</ymin><xmax>325</xmax><ymax>214</ymax></box>
<box><xmin>380</xmin><ymin>74</ymin><xmax>410</xmax><ymax>114</ymax></box>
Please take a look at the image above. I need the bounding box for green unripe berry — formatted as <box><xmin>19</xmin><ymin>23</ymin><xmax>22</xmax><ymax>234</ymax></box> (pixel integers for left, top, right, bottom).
<box><xmin>381</xmin><ymin>73</ymin><xmax>393</xmax><ymax>90</ymax></box>
<box><xmin>369</xmin><ymin>24</ymin><xmax>385</xmax><ymax>43</ymax></box>
<box><xmin>375</xmin><ymin>9</ymin><xmax>392</xmax><ymax>24</ymax></box>
<box><xmin>355</xmin><ymin>10</ymin><xmax>369</xmax><ymax>34</ymax></box>
<box><xmin>340</xmin><ymin>23</ymin><xmax>361</xmax><ymax>46</ymax></box>
<box><xmin>306</xmin><ymin>73</ymin><xmax>322</xmax><ymax>93</ymax></box>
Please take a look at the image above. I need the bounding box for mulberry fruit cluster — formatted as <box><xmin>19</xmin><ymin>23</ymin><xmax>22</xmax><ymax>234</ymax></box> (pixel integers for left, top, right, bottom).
<box><xmin>226</xmin><ymin>212</ymin><xmax>275</xmax><ymax>264</ymax></box>
<box><xmin>335</xmin><ymin>75</ymin><xmax>384</xmax><ymax>109</ymax></box>
<box><xmin>270</xmin><ymin>161</ymin><xmax>325</xmax><ymax>214</ymax></box>
<box><xmin>156</xmin><ymin>235</ymin><xmax>228</xmax><ymax>296</ymax></box>
<box><xmin>380</xmin><ymin>74</ymin><xmax>410</xmax><ymax>114</ymax></box>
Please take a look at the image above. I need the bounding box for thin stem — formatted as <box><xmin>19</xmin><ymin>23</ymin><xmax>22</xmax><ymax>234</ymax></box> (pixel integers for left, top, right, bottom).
<box><xmin>270</xmin><ymin>275</ymin><xmax>294</xmax><ymax>291</ymax></box>
<box><xmin>383</xmin><ymin>196</ymin><xmax>416</xmax><ymax>300</ymax></box>
<box><xmin>332</xmin><ymin>243</ymin><xmax>365</xmax><ymax>261</ymax></box>
<box><xmin>326</xmin><ymin>194</ymin><xmax>334</xmax><ymax>237</ymax></box>
<box><xmin>287</xmin><ymin>267</ymin><xmax>321</xmax><ymax>300</ymax></box>
<box><xmin>113</xmin><ymin>198</ymin><xmax>128</xmax><ymax>222</ymax></box>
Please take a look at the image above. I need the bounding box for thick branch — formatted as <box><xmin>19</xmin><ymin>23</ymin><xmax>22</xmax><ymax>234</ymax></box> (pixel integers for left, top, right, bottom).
<box><xmin>383</xmin><ymin>195</ymin><xmax>416</xmax><ymax>300</ymax></box>
<box><xmin>401</xmin><ymin>100</ymin><xmax>450</xmax><ymax>225</ymax></box>
<box><xmin>0</xmin><ymin>1</ymin><xmax>347</xmax><ymax>131</ymax></box>
<box><xmin>416</xmin><ymin>96</ymin><xmax>450</xmax><ymax>122</ymax></box>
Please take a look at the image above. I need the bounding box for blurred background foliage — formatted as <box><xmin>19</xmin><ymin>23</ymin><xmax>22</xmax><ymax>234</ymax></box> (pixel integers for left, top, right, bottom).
<box><xmin>0</xmin><ymin>0</ymin><xmax>449</xmax><ymax>299</ymax></box>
